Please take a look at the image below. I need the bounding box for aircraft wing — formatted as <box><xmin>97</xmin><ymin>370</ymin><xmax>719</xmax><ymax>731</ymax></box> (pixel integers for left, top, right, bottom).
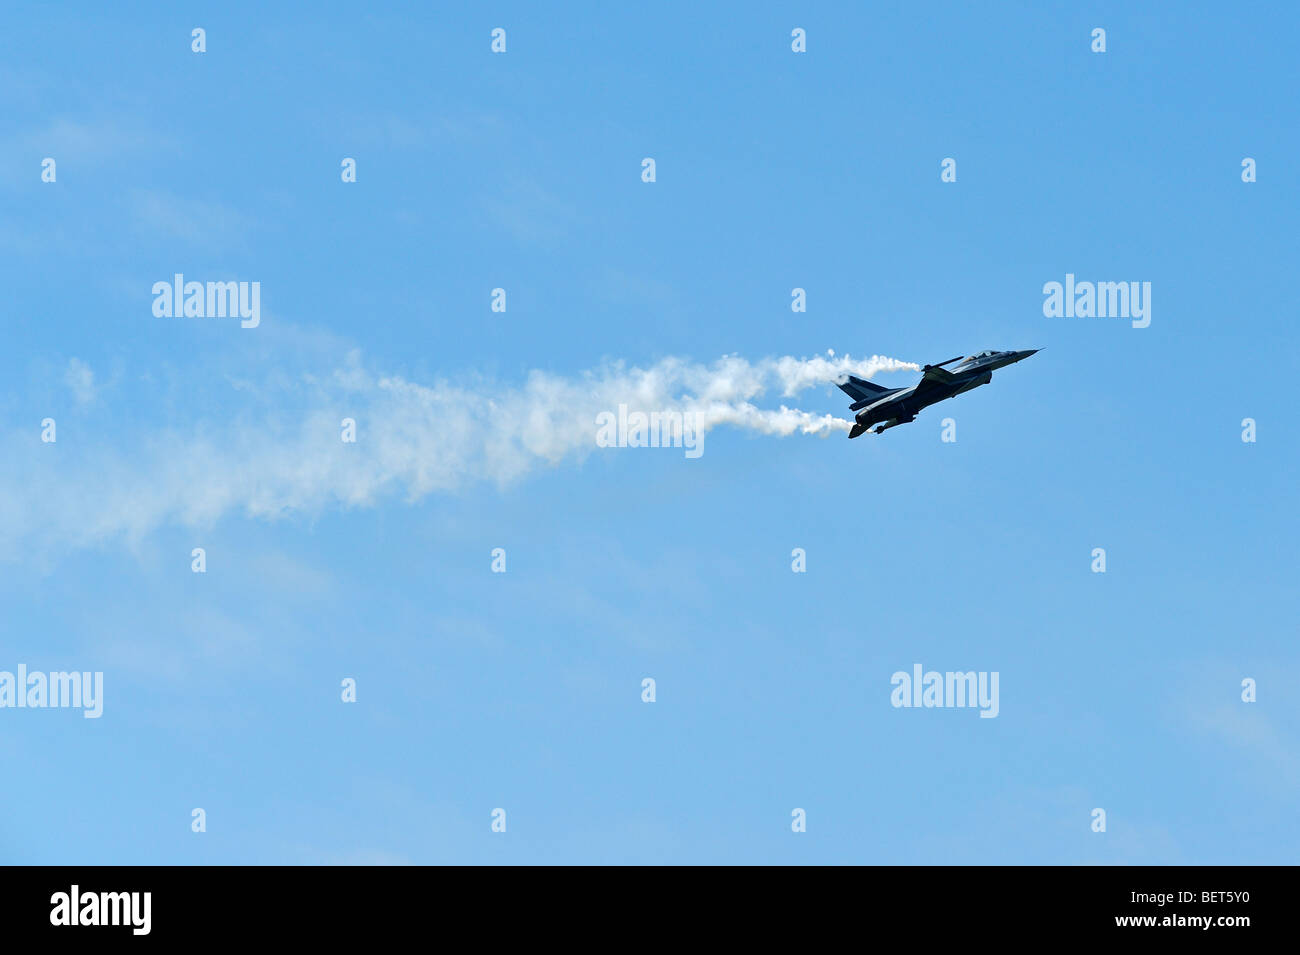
<box><xmin>921</xmin><ymin>366</ymin><xmax>957</xmax><ymax>384</ymax></box>
<box><xmin>912</xmin><ymin>365</ymin><xmax>956</xmax><ymax>399</ymax></box>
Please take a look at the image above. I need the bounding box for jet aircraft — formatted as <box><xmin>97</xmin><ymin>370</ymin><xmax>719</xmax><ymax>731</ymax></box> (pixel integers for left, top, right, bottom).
<box><xmin>839</xmin><ymin>349</ymin><xmax>1039</xmax><ymax>437</ymax></box>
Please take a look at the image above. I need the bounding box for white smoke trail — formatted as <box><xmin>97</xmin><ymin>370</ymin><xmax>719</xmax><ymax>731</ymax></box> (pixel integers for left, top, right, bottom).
<box><xmin>0</xmin><ymin>351</ymin><xmax>915</xmax><ymax>555</ymax></box>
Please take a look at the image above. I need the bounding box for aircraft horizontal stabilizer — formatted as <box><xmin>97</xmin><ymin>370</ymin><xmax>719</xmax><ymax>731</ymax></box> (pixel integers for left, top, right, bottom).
<box><xmin>837</xmin><ymin>375</ymin><xmax>890</xmax><ymax>403</ymax></box>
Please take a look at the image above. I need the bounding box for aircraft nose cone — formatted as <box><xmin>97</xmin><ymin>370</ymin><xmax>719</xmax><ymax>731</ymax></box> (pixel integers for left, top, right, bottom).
<box><xmin>1015</xmin><ymin>349</ymin><xmax>1040</xmax><ymax>361</ymax></box>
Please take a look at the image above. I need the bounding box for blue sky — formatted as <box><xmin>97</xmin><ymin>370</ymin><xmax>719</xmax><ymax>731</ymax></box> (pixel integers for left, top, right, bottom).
<box><xmin>1</xmin><ymin>1</ymin><xmax>1297</xmax><ymax>864</ymax></box>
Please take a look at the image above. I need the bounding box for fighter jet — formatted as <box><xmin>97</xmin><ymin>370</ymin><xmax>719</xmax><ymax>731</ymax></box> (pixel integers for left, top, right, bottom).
<box><xmin>839</xmin><ymin>349</ymin><xmax>1039</xmax><ymax>437</ymax></box>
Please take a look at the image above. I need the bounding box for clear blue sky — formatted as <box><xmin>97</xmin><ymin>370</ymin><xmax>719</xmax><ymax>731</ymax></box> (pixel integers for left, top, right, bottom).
<box><xmin>1</xmin><ymin>1</ymin><xmax>1296</xmax><ymax>864</ymax></box>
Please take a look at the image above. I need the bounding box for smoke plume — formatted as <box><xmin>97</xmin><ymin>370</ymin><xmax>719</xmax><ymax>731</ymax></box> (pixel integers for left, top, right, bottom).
<box><xmin>1</xmin><ymin>351</ymin><xmax>916</xmax><ymax>555</ymax></box>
